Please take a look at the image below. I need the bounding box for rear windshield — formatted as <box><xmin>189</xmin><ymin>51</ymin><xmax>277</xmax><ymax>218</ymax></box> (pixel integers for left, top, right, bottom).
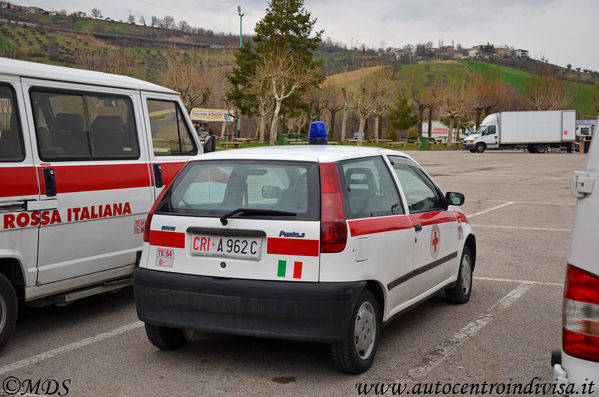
<box><xmin>158</xmin><ymin>160</ymin><xmax>320</xmax><ymax>221</ymax></box>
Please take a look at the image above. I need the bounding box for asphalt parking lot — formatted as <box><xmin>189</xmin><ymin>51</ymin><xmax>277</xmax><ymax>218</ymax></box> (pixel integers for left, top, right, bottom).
<box><xmin>0</xmin><ymin>149</ymin><xmax>589</xmax><ymax>396</ymax></box>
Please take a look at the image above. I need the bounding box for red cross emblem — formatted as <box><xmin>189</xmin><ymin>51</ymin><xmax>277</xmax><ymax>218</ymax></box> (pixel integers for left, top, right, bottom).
<box><xmin>430</xmin><ymin>224</ymin><xmax>440</xmax><ymax>259</ymax></box>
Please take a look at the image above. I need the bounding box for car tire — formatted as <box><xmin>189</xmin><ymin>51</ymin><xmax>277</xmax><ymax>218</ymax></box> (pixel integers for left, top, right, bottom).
<box><xmin>445</xmin><ymin>246</ymin><xmax>473</xmax><ymax>304</ymax></box>
<box><xmin>0</xmin><ymin>274</ymin><xmax>17</xmax><ymax>352</ymax></box>
<box><xmin>144</xmin><ymin>323</ymin><xmax>192</xmax><ymax>351</ymax></box>
<box><xmin>475</xmin><ymin>143</ymin><xmax>486</xmax><ymax>153</ymax></box>
<box><xmin>527</xmin><ymin>144</ymin><xmax>537</xmax><ymax>153</ymax></box>
<box><xmin>331</xmin><ymin>290</ymin><xmax>380</xmax><ymax>374</ymax></box>
<box><xmin>535</xmin><ymin>144</ymin><xmax>548</xmax><ymax>153</ymax></box>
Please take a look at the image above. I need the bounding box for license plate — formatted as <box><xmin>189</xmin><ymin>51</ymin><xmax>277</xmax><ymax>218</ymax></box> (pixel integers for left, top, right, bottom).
<box><xmin>190</xmin><ymin>235</ymin><xmax>262</xmax><ymax>260</ymax></box>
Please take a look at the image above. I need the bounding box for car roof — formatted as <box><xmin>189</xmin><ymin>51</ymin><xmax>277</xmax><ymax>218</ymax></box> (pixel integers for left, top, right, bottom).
<box><xmin>0</xmin><ymin>57</ymin><xmax>176</xmax><ymax>94</ymax></box>
<box><xmin>196</xmin><ymin>145</ymin><xmax>414</xmax><ymax>163</ymax></box>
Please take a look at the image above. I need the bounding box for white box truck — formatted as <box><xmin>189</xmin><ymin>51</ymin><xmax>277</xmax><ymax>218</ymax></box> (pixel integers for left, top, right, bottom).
<box><xmin>463</xmin><ymin>110</ymin><xmax>576</xmax><ymax>153</ymax></box>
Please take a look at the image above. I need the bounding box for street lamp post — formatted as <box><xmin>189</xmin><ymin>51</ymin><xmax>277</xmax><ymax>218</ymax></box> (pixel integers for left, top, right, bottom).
<box><xmin>237</xmin><ymin>6</ymin><xmax>244</xmax><ymax>139</ymax></box>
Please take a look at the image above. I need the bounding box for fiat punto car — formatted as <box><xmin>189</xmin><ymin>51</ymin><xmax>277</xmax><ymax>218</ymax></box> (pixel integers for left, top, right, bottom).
<box><xmin>134</xmin><ymin>145</ymin><xmax>476</xmax><ymax>373</ymax></box>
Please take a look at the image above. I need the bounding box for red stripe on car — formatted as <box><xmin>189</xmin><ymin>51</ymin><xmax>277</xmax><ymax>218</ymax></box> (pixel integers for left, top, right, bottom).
<box><xmin>348</xmin><ymin>216</ymin><xmax>412</xmax><ymax>237</ymax></box>
<box><xmin>408</xmin><ymin>211</ymin><xmax>457</xmax><ymax>226</ymax></box>
<box><xmin>267</xmin><ymin>238</ymin><xmax>319</xmax><ymax>257</ymax></box>
<box><xmin>149</xmin><ymin>230</ymin><xmax>186</xmax><ymax>249</ymax></box>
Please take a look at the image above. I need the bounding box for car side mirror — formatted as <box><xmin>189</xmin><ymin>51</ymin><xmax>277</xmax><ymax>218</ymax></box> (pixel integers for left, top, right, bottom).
<box><xmin>203</xmin><ymin>135</ymin><xmax>216</xmax><ymax>153</ymax></box>
<box><xmin>445</xmin><ymin>192</ymin><xmax>465</xmax><ymax>206</ymax></box>
<box><xmin>261</xmin><ymin>186</ymin><xmax>282</xmax><ymax>199</ymax></box>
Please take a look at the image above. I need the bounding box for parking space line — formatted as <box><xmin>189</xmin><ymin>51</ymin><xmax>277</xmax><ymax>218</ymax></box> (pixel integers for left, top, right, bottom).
<box><xmin>475</xmin><ymin>276</ymin><xmax>563</xmax><ymax>287</ymax></box>
<box><xmin>468</xmin><ymin>199</ymin><xmax>575</xmax><ymax>206</ymax></box>
<box><xmin>467</xmin><ymin>201</ymin><xmax>514</xmax><ymax>218</ymax></box>
<box><xmin>471</xmin><ymin>224</ymin><xmax>571</xmax><ymax>232</ymax></box>
<box><xmin>400</xmin><ymin>283</ymin><xmax>534</xmax><ymax>381</ymax></box>
<box><xmin>0</xmin><ymin>321</ymin><xmax>143</xmax><ymax>376</ymax></box>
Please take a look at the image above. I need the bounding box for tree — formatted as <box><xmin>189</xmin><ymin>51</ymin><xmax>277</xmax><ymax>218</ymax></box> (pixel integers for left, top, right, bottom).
<box><xmin>161</xmin><ymin>16</ymin><xmax>175</xmax><ymax>30</ymax></box>
<box><xmin>128</xmin><ymin>14</ymin><xmax>135</xmax><ymax>24</ymax></box>
<box><xmin>525</xmin><ymin>64</ymin><xmax>573</xmax><ymax>110</ymax></box>
<box><xmin>435</xmin><ymin>79</ymin><xmax>476</xmax><ymax>146</ymax></box>
<box><xmin>178</xmin><ymin>20</ymin><xmax>190</xmax><ymax>32</ymax></box>
<box><xmin>161</xmin><ymin>58</ymin><xmax>214</xmax><ymax>111</ymax></box>
<box><xmin>591</xmin><ymin>81</ymin><xmax>599</xmax><ymax>113</ymax></box>
<box><xmin>138</xmin><ymin>16</ymin><xmax>145</xmax><ymax>26</ymax></box>
<box><xmin>322</xmin><ymin>84</ymin><xmax>343</xmax><ymax>141</ymax></box>
<box><xmin>227</xmin><ymin>0</ymin><xmax>324</xmax><ymax>133</ymax></box>
<box><xmin>151</xmin><ymin>16</ymin><xmax>159</xmax><ymax>27</ymax></box>
<box><xmin>388</xmin><ymin>89</ymin><xmax>419</xmax><ymax>134</ymax></box>
<box><xmin>567</xmin><ymin>64</ymin><xmax>572</xmax><ymax>71</ymax></box>
<box><xmin>91</xmin><ymin>8</ymin><xmax>102</xmax><ymax>19</ymax></box>
<box><xmin>471</xmin><ymin>77</ymin><xmax>507</xmax><ymax>128</ymax></box>
<box><xmin>245</xmin><ymin>60</ymin><xmax>275</xmax><ymax>143</ymax></box>
<box><xmin>353</xmin><ymin>67</ymin><xmax>394</xmax><ymax>146</ymax></box>
<box><xmin>59</xmin><ymin>9</ymin><xmax>67</xmax><ymax>16</ymax></box>
<box><xmin>340</xmin><ymin>87</ymin><xmax>356</xmax><ymax>142</ymax></box>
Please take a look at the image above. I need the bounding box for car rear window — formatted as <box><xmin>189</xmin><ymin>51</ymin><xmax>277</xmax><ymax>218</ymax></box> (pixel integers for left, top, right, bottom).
<box><xmin>158</xmin><ymin>160</ymin><xmax>320</xmax><ymax>221</ymax></box>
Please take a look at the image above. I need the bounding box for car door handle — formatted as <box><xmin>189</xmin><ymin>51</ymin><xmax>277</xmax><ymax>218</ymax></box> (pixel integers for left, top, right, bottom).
<box><xmin>153</xmin><ymin>164</ymin><xmax>163</xmax><ymax>188</ymax></box>
<box><xmin>0</xmin><ymin>201</ymin><xmax>26</xmax><ymax>213</ymax></box>
<box><xmin>43</xmin><ymin>168</ymin><xmax>57</xmax><ymax>197</ymax></box>
<box><xmin>415</xmin><ymin>223</ymin><xmax>422</xmax><ymax>232</ymax></box>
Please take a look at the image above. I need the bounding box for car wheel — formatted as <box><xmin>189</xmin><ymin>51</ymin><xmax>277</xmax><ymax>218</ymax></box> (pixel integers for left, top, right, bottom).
<box><xmin>445</xmin><ymin>246</ymin><xmax>473</xmax><ymax>304</ymax></box>
<box><xmin>527</xmin><ymin>144</ymin><xmax>537</xmax><ymax>153</ymax></box>
<box><xmin>0</xmin><ymin>274</ymin><xmax>17</xmax><ymax>352</ymax></box>
<box><xmin>475</xmin><ymin>143</ymin><xmax>486</xmax><ymax>153</ymax></box>
<box><xmin>331</xmin><ymin>290</ymin><xmax>380</xmax><ymax>374</ymax></box>
<box><xmin>145</xmin><ymin>323</ymin><xmax>192</xmax><ymax>350</ymax></box>
<box><xmin>535</xmin><ymin>144</ymin><xmax>547</xmax><ymax>153</ymax></box>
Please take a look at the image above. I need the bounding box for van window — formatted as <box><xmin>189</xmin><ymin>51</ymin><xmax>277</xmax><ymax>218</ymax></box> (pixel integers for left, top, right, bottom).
<box><xmin>338</xmin><ymin>156</ymin><xmax>403</xmax><ymax>219</ymax></box>
<box><xmin>147</xmin><ymin>99</ymin><xmax>197</xmax><ymax>156</ymax></box>
<box><xmin>0</xmin><ymin>84</ymin><xmax>25</xmax><ymax>162</ymax></box>
<box><xmin>158</xmin><ymin>160</ymin><xmax>319</xmax><ymax>221</ymax></box>
<box><xmin>31</xmin><ymin>89</ymin><xmax>140</xmax><ymax>161</ymax></box>
<box><xmin>390</xmin><ymin>157</ymin><xmax>444</xmax><ymax>213</ymax></box>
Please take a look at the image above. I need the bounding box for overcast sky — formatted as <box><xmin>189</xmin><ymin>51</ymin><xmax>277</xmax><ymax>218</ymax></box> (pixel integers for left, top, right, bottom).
<box><xmin>16</xmin><ymin>0</ymin><xmax>599</xmax><ymax>72</ymax></box>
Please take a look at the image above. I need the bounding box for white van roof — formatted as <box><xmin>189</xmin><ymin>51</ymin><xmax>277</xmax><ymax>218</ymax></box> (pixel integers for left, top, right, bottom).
<box><xmin>0</xmin><ymin>57</ymin><xmax>177</xmax><ymax>94</ymax></box>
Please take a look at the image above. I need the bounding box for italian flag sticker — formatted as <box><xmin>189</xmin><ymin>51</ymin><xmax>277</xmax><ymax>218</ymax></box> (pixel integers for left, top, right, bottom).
<box><xmin>277</xmin><ymin>260</ymin><xmax>303</xmax><ymax>279</ymax></box>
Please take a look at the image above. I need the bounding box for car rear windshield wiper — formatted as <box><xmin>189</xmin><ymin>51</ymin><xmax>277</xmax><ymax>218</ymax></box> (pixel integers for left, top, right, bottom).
<box><xmin>220</xmin><ymin>208</ymin><xmax>296</xmax><ymax>225</ymax></box>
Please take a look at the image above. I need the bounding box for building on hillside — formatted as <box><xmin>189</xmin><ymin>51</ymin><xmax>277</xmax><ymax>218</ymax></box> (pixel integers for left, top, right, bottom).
<box><xmin>439</xmin><ymin>45</ymin><xmax>457</xmax><ymax>59</ymax></box>
<box><xmin>0</xmin><ymin>2</ymin><xmax>8</xmax><ymax>9</ymax></box>
<box><xmin>8</xmin><ymin>3</ymin><xmax>23</xmax><ymax>10</ymax></box>
<box><xmin>70</xmin><ymin>11</ymin><xmax>87</xmax><ymax>18</ymax></box>
<box><xmin>494</xmin><ymin>47</ymin><xmax>511</xmax><ymax>57</ymax></box>
<box><xmin>25</xmin><ymin>6</ymin><xmax>44</xmax><ymax>14</ymax></box>
<box><xmin>48</xmin><ymin>10</ymin><xmax>58</xmax><ymax>16</ymax></box>
<box><xmin>516</xmin><ymin>49</ymin><xmax>529</xmax><ymax>58</ymax></box>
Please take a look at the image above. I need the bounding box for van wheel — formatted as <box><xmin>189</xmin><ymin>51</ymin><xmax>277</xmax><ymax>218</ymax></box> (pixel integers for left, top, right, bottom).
<box><xmin>527</xmin><ymin>144</ymin><xmax>537</xmax><ymax>153</ymax></box>
<box><xmin>535</xmin><ymin>144</ymin><xmax>547</xmax><ymax>153</ymax></box>
<box><xmin>475</xmin><ymin>143</ymin><xmax>486</xmax><ymax>153</ymax></box>
<box><xmin>0</xmin><ymin>274</ymin><xmax>17</xmax><ymax>352</ymax></box>
<box><xmin>144</xmin><ymin>323</ymin><xmax>192</xmax><ymax>350</ymax></box>
<box><xmin>331</xmin><ymin>290</ymin><xmax>380</xmax><ymax>374</ymax></box>
<box><xmin>445</xmin><ymin>246</ymin><xmax>473</xmax><ymax>304</ymax></box>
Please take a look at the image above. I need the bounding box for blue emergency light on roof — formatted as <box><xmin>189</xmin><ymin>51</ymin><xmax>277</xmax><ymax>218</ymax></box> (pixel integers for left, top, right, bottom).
<box><xmin>309</xmin><ymin>121</ymin><xmax>327</xmax><ymax>145</ymax></box>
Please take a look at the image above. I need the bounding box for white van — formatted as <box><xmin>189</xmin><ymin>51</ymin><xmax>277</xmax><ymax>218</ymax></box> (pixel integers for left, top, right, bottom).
<box><xmin>552</xmin><ymin>121</ymin><xmax>599</xmax><ymax>395</ymax></box>
<box><xmin>0</xmin><ymin>57</ymin><xmax>207</xmax><ymax>351</ymax></box>
<box><xmin>134</xmin><ymin>142</ymin><xmax>476</xmax><ymax>373</ymax></box>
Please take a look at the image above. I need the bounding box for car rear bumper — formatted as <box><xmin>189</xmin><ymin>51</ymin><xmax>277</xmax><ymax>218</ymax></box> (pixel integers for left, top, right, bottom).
<box><xmin>552</xmin><ymin>350</ymin><xmax>599</xmax><ymax>396</ymax></box>
<box><xmin>134</xmin><ymin>267</ymin><xmax>366</xmax><ymax>343</ymax></box>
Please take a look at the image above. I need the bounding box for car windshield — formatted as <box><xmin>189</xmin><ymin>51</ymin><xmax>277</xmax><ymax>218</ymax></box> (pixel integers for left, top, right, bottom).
<box><xmin>157</xmin><ymin>160</ymin><xmax>320</xmax><ymax>220</ymax></box>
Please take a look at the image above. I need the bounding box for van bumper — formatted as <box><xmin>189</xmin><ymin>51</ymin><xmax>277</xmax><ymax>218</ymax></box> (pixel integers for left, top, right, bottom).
<box><xmin>134</xmin><ymin>268</ymin><xmax>366</xmax><ymax>343</ymax></box>
<box><xmin>463</xmin><ymin>143</ymin><xmax>476</xmax><ymax>150</ymax></box>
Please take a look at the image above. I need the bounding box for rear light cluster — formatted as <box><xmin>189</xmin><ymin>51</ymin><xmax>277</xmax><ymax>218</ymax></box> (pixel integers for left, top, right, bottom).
<box><xmin>563</xmin><ymin>264</ymin><xmax>599</xmax><ymax>362</ymax></box>
<box><xmin>143</xmin><ymin>187</ymin><xmax>169</xmax><ymax>243</ymax></box>
<box><xmin>319</xmin><ymin>163</ymin><xmax>347</xmax><ymax>253</ymax></box>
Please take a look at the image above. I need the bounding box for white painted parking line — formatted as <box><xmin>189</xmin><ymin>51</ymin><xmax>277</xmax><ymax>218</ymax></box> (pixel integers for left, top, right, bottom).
<box><xmin>468</xmin><ymin>199</ymin><xmax>575</xmax><ymax>206</ymax></box>
<box><xmin>0</xmin><ymin>321</ymin><xmax>143</xmax><ymax>376</ymax></box>
<box><xmin>459</xmin><ymin>172</ymin><xmax>565</xmax><ymax>180</ymax></box>
<box><xmin>475</xmin><ymin>276</ymin><xmax>563</xmax><ymax>287</ymax></box>
<box><xmin>400</xmin><ymin>282</ymin><xmax>534</xmax><ymax>381</ymax></box>
<box><xmin>467</xmin><ymin>201</ymin><xmax>514</xmax><ymax>218</ymax></box>
<box><xmin>471</xmin><ymin>224</ymin><xmax>571</xmax><ymax>232</ymax></box>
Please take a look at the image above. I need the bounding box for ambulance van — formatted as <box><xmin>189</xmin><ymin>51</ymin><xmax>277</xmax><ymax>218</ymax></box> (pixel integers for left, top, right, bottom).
<box><xmin>0</xmin><ymin>57</ymin><xmax>207</xmax><ymax>351</ymax></box>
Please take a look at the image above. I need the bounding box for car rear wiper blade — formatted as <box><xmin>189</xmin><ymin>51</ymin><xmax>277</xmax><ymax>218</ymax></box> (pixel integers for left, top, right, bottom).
<box><xmin>220</xmin><ymin>208</ymin><xmax>296</xmax><ymax>225</ymax></box>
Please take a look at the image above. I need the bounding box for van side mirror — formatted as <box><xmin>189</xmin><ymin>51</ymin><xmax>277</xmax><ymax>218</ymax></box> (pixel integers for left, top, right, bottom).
<box><xmin>203</xmin><ymin>135</ymin><xmax>216</xmax><ymax>153</ymax></box>
<box><xmin>445</xmin><ymin>192</ymin><xmax>465</xmax><ymax>206</ymax></box>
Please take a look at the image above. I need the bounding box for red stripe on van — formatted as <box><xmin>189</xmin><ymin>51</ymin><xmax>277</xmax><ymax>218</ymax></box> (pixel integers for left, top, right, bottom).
<box><xmin>408</xmin><ymin>211</ymin><xmax>456</xmax><ymax>226</ymax></box>
<box><xmin>149</xmin><ymin>230</ymin><xmax>185</xmax><ymax>249</ymax></box>
<box><xmin>37</xmin><ymin>164</ymin><xmax>151</xmax><ymax>194</ymax></box>
<box><xmin>348</xmin><ymin>216</ymin><xmax>412</xmax><ymax>237</ymax></box>
<box><xmin>0</xmin><ymin>167</ymin><xmax>38</xmax><ymax>197</ymax></box>
<box><xmin>160</xmin><ymin>162</ymin><xmax>187</xmax><ymax>185</ymax></box>
<box><xmin>267</xmin><ymin>238</ymin><xmax>319</xmax><ymax>257</ymax></box>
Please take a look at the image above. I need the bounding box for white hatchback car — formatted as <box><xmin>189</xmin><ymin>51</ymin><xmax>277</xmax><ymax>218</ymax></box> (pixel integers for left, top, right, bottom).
<box><xmin>134</xmin><ymin>144</ymin><xmax>476</xmax><ymax>373</ymax></box>
<box><xmin>552</xmin><ymin>127</ymin><xmax>599</xmax><ymax>395</ymax></box>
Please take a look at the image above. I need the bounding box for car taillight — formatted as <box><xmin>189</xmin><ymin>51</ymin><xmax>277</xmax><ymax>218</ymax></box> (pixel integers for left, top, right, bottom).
<box><xmin>562</xmin><ymin>264</ymin><xmax>599</xmax><ymax>362</ymax></box>
<box><xmin>143</xmin><ymin>187</ymin><xmax>169</xmax><ymax>243</ymax></box>
<box><xmin>319</xmin><ymin>162</ymin><xmax>347</xmax><ymax>253</ymax></box>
